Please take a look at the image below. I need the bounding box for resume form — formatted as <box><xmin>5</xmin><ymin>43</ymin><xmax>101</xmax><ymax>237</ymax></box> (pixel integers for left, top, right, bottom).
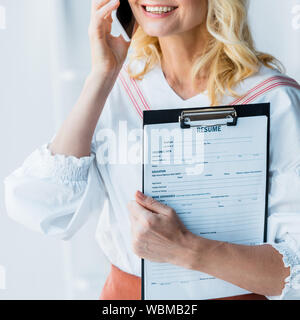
<box><xmin>143</xmin><ymin>115</ymin><xmax>268</xmax><ymax>300</ymax></box>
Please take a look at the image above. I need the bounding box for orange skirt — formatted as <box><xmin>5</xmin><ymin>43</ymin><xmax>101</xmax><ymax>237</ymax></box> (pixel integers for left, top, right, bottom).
<box><xmin>99</xmin><ymin>264</ymin><xmax>267</xmax><ymax>300</ymax></box>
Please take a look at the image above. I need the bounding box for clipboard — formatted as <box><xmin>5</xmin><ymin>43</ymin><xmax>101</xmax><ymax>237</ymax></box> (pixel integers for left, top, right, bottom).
<box><xmin>141</xmin><ymin>103</ymin><xmax>270</xmax><ymax>300</ymax></box>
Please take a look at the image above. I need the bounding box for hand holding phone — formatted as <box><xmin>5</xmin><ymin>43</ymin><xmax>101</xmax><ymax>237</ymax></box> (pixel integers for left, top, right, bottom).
<box><xmin>89</xmin><ymin>0</ymin><xmax>135</xmax><ymax>74</ymax></box>
<box><xmin>111</xmin><ymin>0</ymin><xmax>136</xmax><ymax>42</ymax></box>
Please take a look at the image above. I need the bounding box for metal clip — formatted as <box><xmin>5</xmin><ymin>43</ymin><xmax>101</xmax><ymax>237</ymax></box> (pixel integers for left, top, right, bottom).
<box><xmin>179</xmin><ymin>107</ymin><xmax>238</xmax><ymax>129</ymax></box>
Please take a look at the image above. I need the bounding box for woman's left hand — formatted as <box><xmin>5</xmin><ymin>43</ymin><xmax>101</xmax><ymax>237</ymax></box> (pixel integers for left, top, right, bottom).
<box><xmin>127</xmin><ymin>190</ymin><xmax>195</xmax><ymax>268</ymax></box>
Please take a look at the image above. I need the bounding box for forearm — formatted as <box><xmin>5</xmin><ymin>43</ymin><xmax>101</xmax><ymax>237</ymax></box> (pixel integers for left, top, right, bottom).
<box><xmin>49</xmin><ymin>69</ymin><xmax>118</xmax><ymax>158</ymax></box>
<box><xmin>183</xmin><ymin>233</ymin><xmax>290</xmax><ymax>296</ymax></box>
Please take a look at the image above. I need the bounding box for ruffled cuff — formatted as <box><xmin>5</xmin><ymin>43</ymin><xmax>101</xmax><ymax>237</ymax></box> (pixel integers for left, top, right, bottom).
<box><xmin>267</xmin><ymin>236</ymin><xmax>300</xmax><ymax>300</ymax></box>
<box><xmin>20</xmin><ymin>142</ymin><xmax>95</xmax><ymax>183</ymax></box>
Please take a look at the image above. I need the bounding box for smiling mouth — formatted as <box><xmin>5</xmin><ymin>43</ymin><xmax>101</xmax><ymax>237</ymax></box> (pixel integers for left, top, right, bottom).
<box><xmin>141</xmin><ymin>5</ymin><xmax>178</xmax><ymax>14</ymax></box>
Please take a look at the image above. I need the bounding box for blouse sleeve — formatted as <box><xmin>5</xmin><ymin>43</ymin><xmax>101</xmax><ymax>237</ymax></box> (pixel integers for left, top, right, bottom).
<box><xmin>3</xmin><ymin>129</ymin><xmax>108</xmax><ymax>240</ymax></box>
<box><xmin>265</xmin><ymin>85</ymin><xmax>300</xmax><ymax>299</ymax></box>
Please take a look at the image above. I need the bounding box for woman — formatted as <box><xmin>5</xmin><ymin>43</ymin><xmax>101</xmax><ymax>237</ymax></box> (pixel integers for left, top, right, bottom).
<box><xmin>4</xmin><ymin>0</ymin><xmax>300</xmax><ymax>300</ymax></box>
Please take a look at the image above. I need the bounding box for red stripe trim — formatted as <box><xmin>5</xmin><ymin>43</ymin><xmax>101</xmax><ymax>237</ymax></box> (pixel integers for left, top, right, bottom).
<box><xmin>231</xmin><ymin>76</ymin><xmax>298</xmax><ymax>105</ymax></box>
<box><xmin>118</xmin><ymin>73</ymin><xmax>143</xmax><ymax>119</ymax></box>
<box><xmin>130</xmin><ymin>77</ymin><xmax>151</xmax><ymax>111</ymax></box>
<box><xmin>244</xmin><ymin>82</ymin><xmax>300</xmax><ymax>104</ymax></box>
<box><xmin>231</xmin><ymin>77</ymin><xmax>277</xmax><ymax>105</ymax></box>
<box><xmin>120</xmin><ymin>71</ymin><xmax>144</xmax><ymax>117</ymax></box>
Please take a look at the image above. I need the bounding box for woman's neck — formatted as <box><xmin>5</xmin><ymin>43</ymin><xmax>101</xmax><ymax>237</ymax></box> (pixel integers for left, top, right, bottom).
<box><xmin>158</xmin><ymin>24</ymin><xmax>210</xmax><ymax>100</ymax></box>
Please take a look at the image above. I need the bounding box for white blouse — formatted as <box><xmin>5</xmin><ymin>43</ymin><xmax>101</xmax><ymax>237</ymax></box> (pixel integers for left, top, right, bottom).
<box><xmin>4</xmin><ymin>57</ymin><xmax>300</xmax><ymax>300</ymax></box>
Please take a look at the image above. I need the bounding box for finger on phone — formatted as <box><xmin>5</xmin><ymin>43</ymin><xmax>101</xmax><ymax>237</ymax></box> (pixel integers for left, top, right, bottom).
<box><xmin>95</xmin><ymin>0</ymin><xmax>119</xmax><ymax>20</ymax></box>
<box><xmin>104</xmin><ymin>14</ymin><xmax>113</xmax><ymax>23</ymax></box>
<box><xmin>91</xmin><ymin>0</ymin><xmax>112</xmax><ymax>15</ymax></box>
<box><xmin>94</xmin><ymin>2</ymin><xmax>118</xmax><ymax>38</ymax></box>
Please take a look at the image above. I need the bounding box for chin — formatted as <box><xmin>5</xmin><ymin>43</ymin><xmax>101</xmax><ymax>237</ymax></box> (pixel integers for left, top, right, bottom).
<box><xmin>142</xmin><ymin>26</ymin><xmax>173</xmax><ymax>38</ymax></box>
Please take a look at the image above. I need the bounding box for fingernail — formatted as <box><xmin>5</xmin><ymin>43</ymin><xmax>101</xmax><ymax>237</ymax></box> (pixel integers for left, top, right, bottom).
<box><xmin>136</xmin><ymin>190</ymin><xmax>146</xmax><ymax>200</ymax></box>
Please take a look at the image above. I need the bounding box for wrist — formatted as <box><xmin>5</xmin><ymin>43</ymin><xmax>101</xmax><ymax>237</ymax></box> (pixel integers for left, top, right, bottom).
<box><xmin>90</xmin><ymin>63</ymin><xmax>121</xmax><ymax>81</ymax></box>
<box><xmin>179</xmin><ymin>232</ymin><xmax>223</xmax><ymax>272</ymax></box>
<box><xmin>84</xmin><ymin>68</ymin><xmax>119</xmax><ymax>98</ymax></box>
<box><xmin>87</xmin><ymin>68</ymin><xmax>117</xmax><ymax>86</ymax></box>
<box><xmin>178</xmin><ymin>231</ymin><xmax>205</xmax><ymax>270</ymax></box>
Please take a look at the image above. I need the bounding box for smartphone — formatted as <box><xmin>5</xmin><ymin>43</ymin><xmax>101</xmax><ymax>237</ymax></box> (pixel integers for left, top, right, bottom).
<box><xmin>111</xmin><ymin>1</ymin><xmax>135</xmax><ymax>42</ymax></box>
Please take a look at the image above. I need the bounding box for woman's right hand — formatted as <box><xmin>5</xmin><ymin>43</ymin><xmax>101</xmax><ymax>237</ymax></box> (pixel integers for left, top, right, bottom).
<box><xmin>89</xmin><ymin>0</ymin><xmax>132</xmax><ymax>76</ymax></box>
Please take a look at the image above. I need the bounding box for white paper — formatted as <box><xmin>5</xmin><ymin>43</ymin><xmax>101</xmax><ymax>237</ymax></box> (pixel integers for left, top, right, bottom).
<box><xmin>143</xmin><ymin>116</ymin><xmax>268</xmax><ymax>300</ymax></box>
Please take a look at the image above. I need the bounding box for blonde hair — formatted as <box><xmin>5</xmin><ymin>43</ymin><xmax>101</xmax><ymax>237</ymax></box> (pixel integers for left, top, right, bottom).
<box><xmin>126</xmin><ymin>0</ymin><xmax>283</xmax><ymax>105</ymax></box>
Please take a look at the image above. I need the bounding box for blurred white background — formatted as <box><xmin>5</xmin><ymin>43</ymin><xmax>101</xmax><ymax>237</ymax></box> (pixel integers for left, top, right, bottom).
<box><xmin>0</xmin><ymin>0</ymin><xmax>299</xmax><ymax>299</ymax></box>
